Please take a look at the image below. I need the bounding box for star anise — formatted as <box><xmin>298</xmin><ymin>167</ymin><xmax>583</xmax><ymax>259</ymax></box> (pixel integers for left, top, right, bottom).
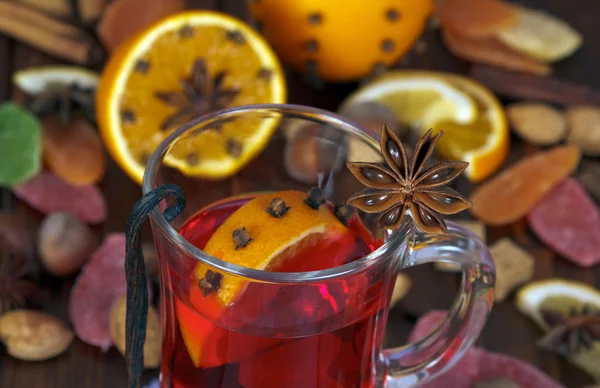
<box><xmin>0</xmin><ymin>256</ymin><xmax>44</xmax><ymax>314</ymax></box>
<box><xmin>538</xmin><ymin>305</ymin><xmax>600</xmax><ymax>356</ymax></box>
<box><xmin>154</xmin><ymin>58</ymin><xmax>241</xmax><ymax>131</ymax></box>
<box><xmin>346</xmin><ymin>124</ymin><xmax>472</xmax><ymax>234</ymax></box>
<box><xmin>24</xmin><ymin>82</ymin><xmax>96</xmax><ymax>125</ymax></box>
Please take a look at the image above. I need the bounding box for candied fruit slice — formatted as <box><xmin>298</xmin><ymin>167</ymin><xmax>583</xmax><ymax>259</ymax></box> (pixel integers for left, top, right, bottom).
<box><xmin>470</xmin><ymin>144</ymin><xmax>580</xmax><ymax>226</ymax></box>
<box><xmin>527</xmin><ymin>177</ymin><xmax>600</xmax><ymax>267</ymax></box>
<box><xmin>42</xmin><ymin>115</ymin><xmax>106</xmax><ymax>186</ymax></box>
<box><xmin>435</xmin><ymin>0</ymin><xmax>518</xmax><ymax>38</ymax></box>
<box><xmin>441</xmin><ymin>29</ymin><xmax>550</xmax><ymax>76</ymax></box>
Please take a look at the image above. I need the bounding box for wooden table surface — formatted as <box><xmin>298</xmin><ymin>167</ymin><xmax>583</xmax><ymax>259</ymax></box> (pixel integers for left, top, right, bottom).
<box><xmin>1</xmin><ymin>0</ymin><xmax>599</xmax><ymax>387</ymax></box>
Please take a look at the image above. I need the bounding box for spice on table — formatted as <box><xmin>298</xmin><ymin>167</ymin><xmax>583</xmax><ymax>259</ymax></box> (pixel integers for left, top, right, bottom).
<box><xmin>346</xmin><ymin>125</ymin><xmax>471</xmax><ymax>234</ymax></box>
<box><xmin>469</xmin><ymin>65</ymin><xmax>600</xmax><ymax>106</ymax></box>
<box><xmin>0</xmin><ymin>2</ymin><xmax>102</xmax><ymax>65</ymax></box>
<box><xmin>0</xmin><ymin>256</ymin><xmax>44</xmax><ymax>315</ymax></box>
<box><xmin>12</xmin><ymin>0</ymin><xmax>71</xmax><ymax>18</ymax></box>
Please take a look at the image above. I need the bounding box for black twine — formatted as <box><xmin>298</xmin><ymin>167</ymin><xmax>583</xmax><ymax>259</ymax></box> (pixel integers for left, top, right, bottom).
<box><xmin>124</xmin><ymin>184</ymin><xmax>186</xmax><ymax>388</ymax></box>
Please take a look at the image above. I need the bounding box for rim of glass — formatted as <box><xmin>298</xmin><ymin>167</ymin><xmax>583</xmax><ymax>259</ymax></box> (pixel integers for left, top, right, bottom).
<box><xmin>142</xmin><ymin>103</ymin><xmax>409</xmax><ymax>283</ymax></box>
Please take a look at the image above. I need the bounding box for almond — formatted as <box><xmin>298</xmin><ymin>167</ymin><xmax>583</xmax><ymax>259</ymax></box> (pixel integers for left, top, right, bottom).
<box><xmin>506</xmin><ymin>102</ymin><xmax>566</xmax><ymax>146</ymax></box>
<box><xmin>0</xmin><ymin>310</ymin><xmax>73</xmax><ymax>361</ymax></box>
<box><xmin>109</xmin><ymin>295</ymin><xmax>161</xmax><ymax>369</ymax></box>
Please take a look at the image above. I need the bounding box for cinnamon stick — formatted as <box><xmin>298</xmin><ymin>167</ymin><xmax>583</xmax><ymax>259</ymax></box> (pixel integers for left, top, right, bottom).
<box><xmin>0</xmin><ymin>1</ymin><xmax>101</xmax><ymax>65</ymax></box>
<box><xmin>79</xmin><ymin>0</ymin><xmax>107</xmax><ymax>23</ymax></box>
<box><xmin>469</xmin><ymin>65</ymin><xmax>600</xmax><ymax>106</ymax></box>
<box><xmin>12</xmin><ymin>0</ymin><xmax>71</xmax><ymax>18</ymax></box>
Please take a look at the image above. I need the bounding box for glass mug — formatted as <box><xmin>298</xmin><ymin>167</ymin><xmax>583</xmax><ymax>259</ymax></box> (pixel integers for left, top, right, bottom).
<box><xmin>142</xmin><ymin>104</ymin><xmax>495</xmax><ymax>388</ymax></box>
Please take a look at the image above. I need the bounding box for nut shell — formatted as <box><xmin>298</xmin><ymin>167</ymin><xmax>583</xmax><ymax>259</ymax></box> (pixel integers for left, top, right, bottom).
<box><xmin>0</xmin><ymin>310</ymin><xmax>73</xmax><ymax>361</ymax></box>
<box><xmin>507</xmin><ymin>102</ymin><xmax>566</xmax><ymax>146</ymax></box>
<box><xmin>109</xmin><ymin>295</ymin><xmax>161</xmax><ymax>369</ymax></box>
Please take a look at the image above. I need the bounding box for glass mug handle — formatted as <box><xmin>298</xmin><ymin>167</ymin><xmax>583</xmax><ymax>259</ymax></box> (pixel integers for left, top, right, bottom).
<box><xmin>382</xmin><ymin>221</ymin><xmax>496</xmax><ymax>387</ymax></box>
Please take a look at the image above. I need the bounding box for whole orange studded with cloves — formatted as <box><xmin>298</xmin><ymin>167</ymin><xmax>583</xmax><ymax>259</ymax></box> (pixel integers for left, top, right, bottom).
<box><xmin>247</xmin><ymin>0</ymin><xmax>433</xmax><ymax>83</ymax></box>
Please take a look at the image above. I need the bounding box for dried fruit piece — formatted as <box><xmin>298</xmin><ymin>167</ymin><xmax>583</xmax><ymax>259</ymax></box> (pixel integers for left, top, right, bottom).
<box><xmin>441</xmin><ymin>29</ymin><xmax>551</xmax><ymax>76</ymax></box>
<box><xmin>69</xmin><ymin>233</ymin><xmax>132</xmax><ymax>351</ymax></box>
<box><xmin>489</xmin><ymin>238</ymin><xmax>534</xmax><ymax>302</ymax></box>
<box><xmin>566</xmin><ymin>106</ymin><xmax>600</xmax><ymax>156</ymax></box>
<box><xmin>110</xmin><ymin>295</ymin><xmax>160</xmax><ymax>369</ymax></box>
<box><xmin>527</xmin><ymin>178</ymin><xmax>600</xmax><ymax>268</ymax></box>
<box><xmin>435</xmin><ymin>0</ymin><xmax>518</xmax><ymax>38</ymax></box>
<box><xmin>12</xmin><ymin>171</ymin><xmax>107</xmax><ymax>224</ymax></box>
<box><xmin>0</xmin><ymin>102</ymin><xmax>42</xmax><ymax>187</ymax></box>
<box><xmin>38</xmin><ymin>212</ymin><xmax>96</xmax><ymax>277</ymax></box>
<box><xmin>97</xmin><ymin>0</ymin><xmax>185</xmax><ymax>53</ymax></box>
<box><xmin>506</xmin><ymin>102</ymin><xmax>567</xmax><ymax>146</ymax></box>
<box><xmin>0</xmin><ymin>310</ymin><xmax>73</xmax><ymax>361</ymax></box>
<box><xmin>390</xmin><ymin>273</ymin><xmax>412</xmax><ymax>308</ymax></box>
<box><xmin>42</xmin><ymin>115</ymin><xmax>106</xmax><ymax>186</ymax></box>
<box><xmin>470</xmin><ymin>145</ymin><xmax>581</xmax><ymax>226</ymax></box>
<box><xmin>435</xmin><ymin>219</ymin><xmax>486</xmax><ymax>272</ymax></box>
<box><xmin>497</xmin><ymin>6</ymin><xmax>583</xmax><ymax>63</ymax></box>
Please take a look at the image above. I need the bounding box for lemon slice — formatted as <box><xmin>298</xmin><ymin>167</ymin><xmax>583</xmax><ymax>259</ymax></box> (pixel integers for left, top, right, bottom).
<box><xmin>428</xmin><ymin>73</ymin><xmax>509</xmax><ymax>182</ymax></box>
<box><xmin>339</xmin><ymin>70</ymin><xmax>477</xmax><ymax>130</ymax></box>
<box><xmin>516</xmin><ymin>279</ymin><xmax>600</xmax><ymax>330</ymax></box>
<box><xmin>13</xmin><ymin>66</ymin><xmax>100</xmax><ymax>94</ymax></box>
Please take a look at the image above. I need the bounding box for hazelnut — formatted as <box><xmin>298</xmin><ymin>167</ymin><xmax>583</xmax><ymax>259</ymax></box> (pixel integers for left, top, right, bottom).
<box><xmin>38</xmin><ymin>212</ymin><xmax>96</xmax><ymax>277</ymax></box>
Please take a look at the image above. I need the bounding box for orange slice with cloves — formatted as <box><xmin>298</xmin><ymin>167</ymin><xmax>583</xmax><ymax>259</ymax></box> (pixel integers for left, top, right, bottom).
<box><xmin>176</xmin><ymin>190</ymin><xmax>354</xmax><ymax>368</ymax></box>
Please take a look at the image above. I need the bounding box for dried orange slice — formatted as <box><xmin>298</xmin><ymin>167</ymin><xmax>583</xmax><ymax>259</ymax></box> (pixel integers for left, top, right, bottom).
<box><xmin>96</xmin><ymin>11</ymin><xmax>286</xmax><ymax>185</ymax></box>
<box><xmin>435</xmin><ymin>0</ymin><xmax>518</xmax><ymax>38</ymax></box>
<box><xmin>178</xmin><ymin>190</ymin><xmax>353</xmax><ymax>367</ymax></box>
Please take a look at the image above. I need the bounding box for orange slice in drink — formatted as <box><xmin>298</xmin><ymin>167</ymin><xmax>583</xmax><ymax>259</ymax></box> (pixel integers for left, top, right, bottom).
<box><xmin>96</xmin><ymin>11</ymin><xmax>286</xmax><ymax>185</ymax></box>
<box><xmin>176</xmin><ymin>190</ymin><xmax>353</xmax><ymax>367</ymax></box>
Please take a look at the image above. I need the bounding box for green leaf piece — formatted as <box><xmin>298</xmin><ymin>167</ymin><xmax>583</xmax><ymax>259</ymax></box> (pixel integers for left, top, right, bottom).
<box><xmin>0</xmin><ymin>102</ymin><xmax>42</xmax><ymax>187</ymax></box>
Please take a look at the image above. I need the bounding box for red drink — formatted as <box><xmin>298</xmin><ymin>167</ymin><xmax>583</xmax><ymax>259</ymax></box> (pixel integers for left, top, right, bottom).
<box><xmin>160</xmin><ymin>194</ymin><xmax>388</xmax><ymax>388</ymax></box>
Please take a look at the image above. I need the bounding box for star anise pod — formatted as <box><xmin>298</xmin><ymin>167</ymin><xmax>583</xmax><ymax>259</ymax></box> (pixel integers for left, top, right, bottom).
<box><xmin>24</xmin><ymin>82</ymin><xmax>96</xmax><ymax>125</ymax></box>
<box><xmin>538</xmin><ymin>305</ymin><xmax>600</xmax><ymax>357</ymax></box>
<box><xmin>0</xmin><ymin>256</ymin><xmax>44</xmax><ymax>315</ymax></box>
<box><xmin>154</xmin><ymin>58</ymin><xmax>241</xmax><ymax>131</ymax></box>
<box><xmin>346</xmin><ymin>124</ymin><xmax>472</xmax><ymax>234</ymax></box>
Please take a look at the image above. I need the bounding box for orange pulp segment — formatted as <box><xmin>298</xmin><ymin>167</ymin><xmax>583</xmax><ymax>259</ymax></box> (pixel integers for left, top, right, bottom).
<box><xmin>97</xmin><ymin>11</ymin><xmax>286</xmax><ymax>185</ymax></box>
